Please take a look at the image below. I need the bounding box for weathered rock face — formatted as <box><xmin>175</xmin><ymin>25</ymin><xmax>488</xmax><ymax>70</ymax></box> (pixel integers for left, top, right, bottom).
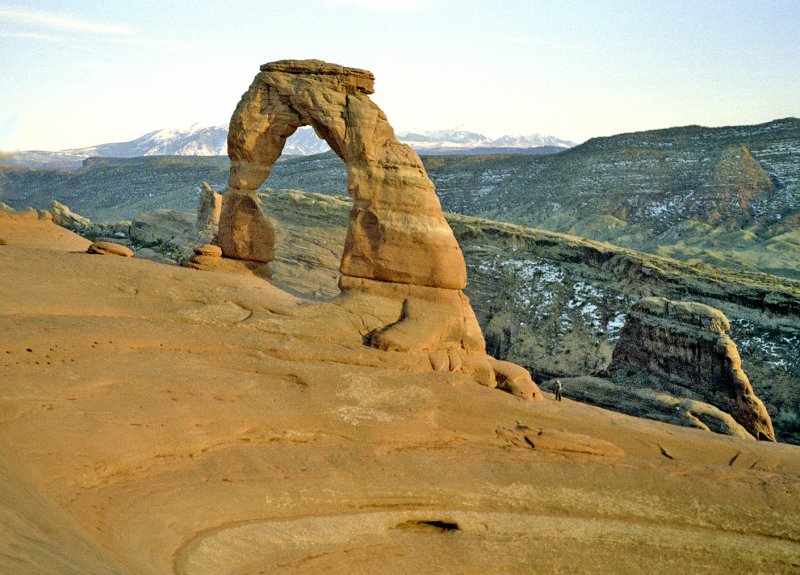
<box><xmin>49</xmin><ymin>200</ymin><xmax>93</xmax><ymax>229</ymax></box>
<box><xmin>196</xmin><ymin>182</ymin><xmax>221</xmax><ymax>237</ymax></box>
<box><xmin>220</xmin><ymin>59</ymin><xmax>467</xmax><ymax>290</ymax></box>
<box><xmin>216</xmin><ymin>191</ymin><xmax>274</xmax><ymax>263</ymax></box>
<box><xmin>609</xmin><ymin>297</ymin><xmax>775</xmax><ymax>441</ymax></box>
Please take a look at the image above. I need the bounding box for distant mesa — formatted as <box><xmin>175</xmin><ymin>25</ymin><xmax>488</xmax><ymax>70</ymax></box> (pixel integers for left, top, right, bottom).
<box><xmin>196</xmin><ymin>59</ymin><xmax>541</xmax><ymax>399</ymax></box>
<box><xmin>609</xmin><ymin>296</ymin><xmax>775</xmax><ymax>441</ymax></box>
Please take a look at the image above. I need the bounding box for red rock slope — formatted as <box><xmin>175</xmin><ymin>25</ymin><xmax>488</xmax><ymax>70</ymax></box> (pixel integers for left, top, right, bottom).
<box><xmin>1</xmin><ymin>214</ymin><xmax>799</xmax><ymax>574</ymax></box>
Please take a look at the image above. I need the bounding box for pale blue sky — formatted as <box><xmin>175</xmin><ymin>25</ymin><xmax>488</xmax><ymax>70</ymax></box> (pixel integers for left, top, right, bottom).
<box><xmin>1</xmin><ymin>0</ymin><xmax>798</xmax><ymax>150</ymax></box>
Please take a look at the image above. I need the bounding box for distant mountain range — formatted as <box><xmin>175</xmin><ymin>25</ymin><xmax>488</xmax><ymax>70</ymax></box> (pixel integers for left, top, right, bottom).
<box><xmin>4</xmin><ymin>118</ymin><xmax>797</xmax><ymax>281</ymax></box>
<box><xmin>395</xmin><ymin>129</ymin><xmax>574</xmax><ymax>154</ymax></box>
<box><xmin>1</xmin><ymin>125</ymin><xmax>575</xmax><ymax>169</ymax></box>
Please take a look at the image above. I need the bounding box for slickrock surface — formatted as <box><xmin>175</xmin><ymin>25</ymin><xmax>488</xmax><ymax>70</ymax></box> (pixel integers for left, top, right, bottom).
<box><xmin>1</xmin><ymin>214</ymin><xmax>799</xmax><ymax>574</ymax></box>
<box><xmin>610</xmin><ymin>297</ymin><xmax>775</xmax><ymax>441</ymax></box>
<box><xmin>0</xmin><ymin>208</ymin><xmax>91</xmax><ymax>251</ymax></box>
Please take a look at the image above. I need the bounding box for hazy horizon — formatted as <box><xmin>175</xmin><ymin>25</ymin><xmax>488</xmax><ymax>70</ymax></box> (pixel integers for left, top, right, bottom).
<box><xmin>2</xmin><ymin>0</ymin><xmax>799</xmax><ymax>151</ymax></box>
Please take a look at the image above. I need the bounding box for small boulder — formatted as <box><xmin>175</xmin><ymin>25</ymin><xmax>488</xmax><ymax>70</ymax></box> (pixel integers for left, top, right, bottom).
<box><xmin>87</xmin><ymin>241</ymin><xmax>134</xmax><ymax>257</ymax></box>
<box><xmin>193</xmin><ymin>243</ymin><xmax>222</xmax><ymax>257</ymax></box>
<box><xmin>489</xmin><ymin>359</ymin><xmax>543</xmax><ymax>400</ymax></box>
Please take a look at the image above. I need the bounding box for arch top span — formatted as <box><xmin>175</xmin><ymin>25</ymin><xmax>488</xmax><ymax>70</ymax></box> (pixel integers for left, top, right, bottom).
<box><xmin>259</xmin><ymin>59</ymin><xmax>375</xmax><ymax>93</ymax></box>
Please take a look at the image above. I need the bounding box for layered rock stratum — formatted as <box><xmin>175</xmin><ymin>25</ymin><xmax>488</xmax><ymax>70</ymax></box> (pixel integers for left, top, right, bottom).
<box><xmin>2</xmin><ymin>209</ymin><xmax>800</xmax><ymax>574</ymax></box>
<box><xmin>4</xmin><ymin>118</ymin><xmax>798</xmax><ymax>276</ymax></box>
<box><xmin>608</xmin><ymin>297</ymin><xmax>775</xmax><ymax>441</ymax></box>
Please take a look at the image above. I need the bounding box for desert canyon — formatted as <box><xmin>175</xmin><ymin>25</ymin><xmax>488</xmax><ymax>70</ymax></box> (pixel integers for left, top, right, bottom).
<box><xmin>1</xmin><ymin>60</ymin><xmax>799</xmax><ymax>574</ymax></box>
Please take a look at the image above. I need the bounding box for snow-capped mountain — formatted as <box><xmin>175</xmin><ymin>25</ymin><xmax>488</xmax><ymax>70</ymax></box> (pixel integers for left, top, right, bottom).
<box><xmin>280</xmin><ymin>127</ymin><xmax>331</xmax><ymax>156</ymax></box>
<box><xmin>1</xmin><ymin>125</ymin><xmax>229</xmax><ymax>169</ymax></box>
<box><xmin>2</xmin><ymin>126</ymin><xmax>575</xmax><ymax>169</ymax></box>
<box><xmin>489</xmin><ymin>133</ymin><xmax>575</xmax><ymax>148</ymax></box>
<box><xmin>69</xmin><ymin>124</ymin><xmax>229</xmax><ymax>157</ymax></box>
<box><xmin>396</xmin><ymin>129</ymin><xmax>491</xmax><ymax>148</ymax></box>
<box><xmin>396</xmin><ymin>129</ymin><xmax>575</xmax><ymax>152</ymax></box>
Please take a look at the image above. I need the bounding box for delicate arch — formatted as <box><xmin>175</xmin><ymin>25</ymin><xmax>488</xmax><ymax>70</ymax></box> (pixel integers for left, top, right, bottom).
<box><xmin>218</xmin><ymin>59</ymin><xmax>467</xmax><ymax>290</ymax></box>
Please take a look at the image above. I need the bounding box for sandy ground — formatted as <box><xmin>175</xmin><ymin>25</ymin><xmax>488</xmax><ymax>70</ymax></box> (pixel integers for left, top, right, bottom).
<box><xmin>1</xmin><ymin>213</ymin><xmax>799</xmax><ymax>574</ymax></box>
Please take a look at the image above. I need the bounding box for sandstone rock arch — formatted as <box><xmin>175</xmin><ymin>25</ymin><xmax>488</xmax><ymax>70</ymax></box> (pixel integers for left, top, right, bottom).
<box><xmin>218</xmin><ymin>59</ymin><xmax>466</xmax><ymax>291</ymax></box>
<box><xmin>213</xmin><ymin>60</ymin><xmax>540</xmax><ymax>397</ymax></box>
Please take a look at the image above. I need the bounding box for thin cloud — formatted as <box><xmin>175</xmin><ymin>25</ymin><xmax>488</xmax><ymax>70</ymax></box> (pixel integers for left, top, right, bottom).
<box><xmin>0</xmin><ymin>7</ymin><xmax>197</xmax><ymax>53</ymax></box>
<box><xmin>0</xmin><ymin>6</ymin><xmax>134</xmax><ymax>36</ymax></box>
<box><xmin>323</xmin><ymin>0</ymin><xmax>433</xmax><ymax>13</ymax></box>
<box><xmin>112</xmin><ymin>36</ymin><xmax>202</xmax><ymax>54</ymax></box>
<box><xmin>0</xmin><ymin>30</ymin><xmax>70</xmax><ymax>42</ymax></box>
<box><xmin>73</xmin><ymin>60</ymin><xmax>108</xmax><ymax>70</ymax></box>
<box><xmin>506</xmin><ymin>36</ymin><xmax>585</xmax><ymax>51</ymax></box>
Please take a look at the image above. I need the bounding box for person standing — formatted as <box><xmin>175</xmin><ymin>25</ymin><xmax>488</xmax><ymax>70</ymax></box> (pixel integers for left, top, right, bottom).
<box><xmin>555</xmin><ymin>379</ymin><xmax>562</xmax><ymax>401</ymax></box>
